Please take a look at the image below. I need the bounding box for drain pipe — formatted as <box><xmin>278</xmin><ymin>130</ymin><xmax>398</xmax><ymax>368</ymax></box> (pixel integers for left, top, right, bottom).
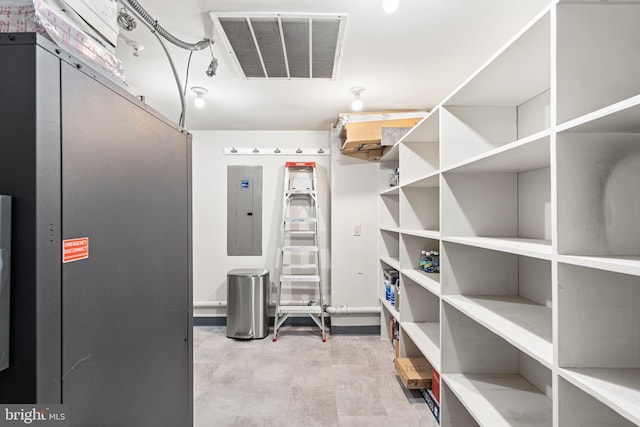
<box><xmin>325</xmin><ymin>305</ymin><xmax>380</xmax><ymax>315</ymax></box>
<box><xmin>194</xmin><ymin>301</ymin><xmax>381</xmax><ymax>315</ymax></box>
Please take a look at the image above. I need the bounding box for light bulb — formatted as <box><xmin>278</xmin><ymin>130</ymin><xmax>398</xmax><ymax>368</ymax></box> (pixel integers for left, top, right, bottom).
<box><xmin>191</xmin><ymin>86</ymin><xmax>208</xmax><ymax>108</ymax></box>
<box><xmin>383</xmin><ymin>0</ymin><xmax>399</xmax><ymax>13</ymax></box>
<box><xmin>351</xmin><ymin>97</ymin><xmax>363</xmax><ymax>111</ymax></box>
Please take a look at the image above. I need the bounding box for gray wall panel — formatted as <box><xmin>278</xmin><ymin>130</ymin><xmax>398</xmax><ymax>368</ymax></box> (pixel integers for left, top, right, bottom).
<box><xmin>0</xmin><ymin>40</ymin><xmax>39</xmax><ymax>403</ymax></box>
<box><xmin>60</xmin><ymin>63</ymin><xmax>191</xmax><ymax>426</ymax></box>
<box><xmin>35</xmin><ymin>44</ymin><xmax>63</xmax><ymax>404</ymax></box>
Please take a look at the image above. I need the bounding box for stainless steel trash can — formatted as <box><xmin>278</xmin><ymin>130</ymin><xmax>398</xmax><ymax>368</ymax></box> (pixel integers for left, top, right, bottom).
<box><xmin>227</xmin><ymin>269</ymin><xmax>269</xmax><ymax>339</ymax></box>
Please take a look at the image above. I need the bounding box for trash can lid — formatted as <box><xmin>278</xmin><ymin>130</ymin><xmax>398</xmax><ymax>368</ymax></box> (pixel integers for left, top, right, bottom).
<box><xmin>227</xmin><ymin>268</ymin><xmax>269</xmax><ymax>277</ymax></box>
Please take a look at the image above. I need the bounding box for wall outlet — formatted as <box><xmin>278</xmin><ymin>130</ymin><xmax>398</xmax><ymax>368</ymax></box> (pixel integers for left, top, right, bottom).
<box><xmin>353</xmin><ymin>224</ymin><xmax>361</xmax><ymax>236</ymax></box>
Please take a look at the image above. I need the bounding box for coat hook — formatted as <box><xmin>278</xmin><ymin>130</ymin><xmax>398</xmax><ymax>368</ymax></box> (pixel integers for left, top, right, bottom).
<box><xmin>253</xmin><ymin>148</ymin><xmax>259</xmax><ymax>153</ymax></box>
<box><xmin>296</xmin><ymin>148</ymin><xmax>303</xmax><ymax>153</ymax></box>
<box><xmin>274</xmin><ymin>148</ymin><xmax>281</xmax><ymax>153</ymax></box>
<box><xmin>231</xmin><ymin>147</ymin><xmax>237</xmax><ymax>153</ymax></box>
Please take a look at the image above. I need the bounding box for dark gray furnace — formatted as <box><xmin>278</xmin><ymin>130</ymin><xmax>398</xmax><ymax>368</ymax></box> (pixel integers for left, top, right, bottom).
<box><xmin>0</xmin><ymin>34</ymin><xmax>193</xmax><ymax>426</ymax></box>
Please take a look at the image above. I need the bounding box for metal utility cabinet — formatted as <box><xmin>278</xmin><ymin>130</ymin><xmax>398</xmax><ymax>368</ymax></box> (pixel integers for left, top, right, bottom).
<box><xmin>0</xmin><ymin>34</ymin><xmax>193</xmax><ymax>426</ymax></box>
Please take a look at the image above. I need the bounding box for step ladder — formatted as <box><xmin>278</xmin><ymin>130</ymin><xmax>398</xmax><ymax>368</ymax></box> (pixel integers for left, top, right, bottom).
<box><xmin>273</xmin><ymin>161</ymin><xmax>326</xmax><ymax>342</ymax></box>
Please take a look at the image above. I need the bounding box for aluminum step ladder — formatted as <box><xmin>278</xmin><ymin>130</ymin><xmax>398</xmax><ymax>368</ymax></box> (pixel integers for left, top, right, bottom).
<box><xmin>273</xmin><ymin>161</ymin><xmax>326</xmax><ymax>342</ymax></box>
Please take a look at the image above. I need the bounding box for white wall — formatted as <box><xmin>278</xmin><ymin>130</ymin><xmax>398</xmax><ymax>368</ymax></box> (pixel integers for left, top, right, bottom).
<box><xmin>192</xmin><ymin>128</ymin><xmax>381</xmax><ymax>328</ymax></box>
<box><xmin>329</xmin><ymin>129</ymin><xmax>380</xmax><ymax>327</ymax></box>
<box><xmin>192</xmin><ymin>130</ymin><xmax>331</xmax><ymax>317</ymax></box>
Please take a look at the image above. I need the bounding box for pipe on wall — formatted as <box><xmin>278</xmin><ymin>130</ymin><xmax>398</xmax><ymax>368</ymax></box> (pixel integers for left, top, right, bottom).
<box><xmin>193</xmin><ymin>301</ymin><xmax>381</xmax><ymax>315</ymax></box>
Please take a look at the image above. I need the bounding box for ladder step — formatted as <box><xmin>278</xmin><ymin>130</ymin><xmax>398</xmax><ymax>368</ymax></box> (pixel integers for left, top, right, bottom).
<box><xmin>280</xmin><ymin>274</ymin><xmax>320</xmax><ymax>282</ymax></box>
<box><xmin>277</xmin><ymin>305</ymin><xmax>323</xmax><ymax>314</ymax></box>
<box><xmin>285</xmin><ymin>230</ymin><xmax>317</xmax><ymax>236</ymax></box>
<box><xmin>286</xmin><ymin>190</ymin><xmax>316</xmax><ymax>196</ymax></box>
<box><xmin>284</xmin><ymin>217</ymin><xmax>317</xmax><ymax>223</ymax></box>
<box><xmin>282</xmin><ymin>245</ymin><xmax>319</xmax><ymax>252</ymax></box>
<box><xmin>282</xmin><ymin>263</ymin><xmax>317</xmax><ymax>269</ymax></box>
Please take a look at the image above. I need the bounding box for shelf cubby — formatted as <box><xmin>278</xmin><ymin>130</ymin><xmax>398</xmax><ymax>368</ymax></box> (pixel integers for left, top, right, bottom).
<box><xmin>442</xmin><ymin>302</ymin><xmax>552</xmax><ymax>426</ymax></box>
<box><xmin>399</xmin><ymin>275</ymin><xmax>441</xmax><ymax>370</ymax></box>
<box><xmin>440</xmin><ymin>10</ymin><xmax>551</xmax><ymax>169</ymax></box>
<box><xmin>399</xmin><ymin>108</ymin><xmax>440</xmax><ymax>185</ymax></box>
<box><xmin>442</xmin><ymin>242</ymin><xmax>552</xmax><ymax>367</ymax></box>
<box><xmin>380</xmin><ymin>296</ymin><xmax>399</xmax><ymax>342</ymax></box>
<box><xmin>379</xmin><ymin>143</ymin><xmax>399</xmax><ymax>189</ymax></box>
<box><xmin>400</xmin><ymin>268</ymin><xmax>440</xmax><ymax>297</ymax></box>
<box><xmin>441</xmin><ymin>164</ymin><xmax>552</xmax><ymax>259</ymax></box>
<box><xmin>399</xmin><ymin>233</ymin><xmax>440</xmax><ymax>273</ymax></box>
<box><xmin>556</xmin><ymin>2</ymin><xmax>640</xmax><ymax>125</ymax></box>
<box><xmin>379</xmin><ymin>229</ymin><xmax>400</xmax><ymax>266</ymax></box>
<box><xmin>441</xmin><ymin>382</ymin><xmax>479</xmax><ymax>427</ymax></box>
<box><xmin>557</xmin><ymin>130</ymin><xmax>640</xmax><ymax>266</ymax></box>
<box><xmin>379</xmin><ymin>191</ymin><xmax>400</xmax><ymax>230</ymax></box>
<box><xmin>558</xmin><ymin>263</ymin><xmax>640</xmax><ymax>423</ymax></box>
<box><xmin>400</xmin><ymin>178</ymin><xmax>439</xmax><ymax>235</ymax></box>
<box><xmin>558</xmin><ymin>376</ymin><xmax>638</xmax><ymax>427</ymax></box>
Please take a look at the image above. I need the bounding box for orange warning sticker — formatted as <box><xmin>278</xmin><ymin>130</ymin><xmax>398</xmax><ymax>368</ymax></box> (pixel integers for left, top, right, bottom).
<box><xmin>63</xmin><ymin>237</ymin><xmax>89</xmax><ymax>263</ymax></box>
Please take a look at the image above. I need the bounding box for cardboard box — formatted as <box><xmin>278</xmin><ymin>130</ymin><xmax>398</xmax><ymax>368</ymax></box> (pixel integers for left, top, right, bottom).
<box><xmin>395</xmin><ymin>358</ymin><xmax>433</xmax><ymax>389</ymax></box>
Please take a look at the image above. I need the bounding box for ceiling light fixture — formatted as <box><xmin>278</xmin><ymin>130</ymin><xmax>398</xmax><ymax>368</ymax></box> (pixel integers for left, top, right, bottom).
<box><xmin>191</xmin><ymin>87</ymin><xmax>208</xmax><ymax>108</ymax></box>
<box><xmin>383</xmin><ymin>0</ymin><xmax>399</xmax><ymax>13</ymax></box>
<box><xmin>350</xmin><ymin>87</ymin><xmax>365</xmax><ymax>111</ymax></box>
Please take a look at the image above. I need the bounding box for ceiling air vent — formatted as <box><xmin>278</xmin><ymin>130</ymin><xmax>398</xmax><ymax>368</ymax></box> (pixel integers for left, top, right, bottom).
<box><xmin>210</xmin><ymin>12</ymin><xmax>347</xmax><ymax>79</ymax></box>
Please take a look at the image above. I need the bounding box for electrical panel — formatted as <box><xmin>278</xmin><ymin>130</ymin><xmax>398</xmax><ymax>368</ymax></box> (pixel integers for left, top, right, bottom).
<box><xmin>227</xmin><ymin>166</ymin><xmax>263</xmax><ymax>256</ymax></box>
<box><xmin>0</xmin><ymin>196</ymin><xmax>11</xmax><ymax>372</ymax></box>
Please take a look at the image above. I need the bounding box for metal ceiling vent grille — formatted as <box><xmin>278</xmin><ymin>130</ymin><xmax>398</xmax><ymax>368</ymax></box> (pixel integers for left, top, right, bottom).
<box><xmin>210</xmin><ymin>12</ymin><xmax>347</xmax><ymax>79</ymax></box>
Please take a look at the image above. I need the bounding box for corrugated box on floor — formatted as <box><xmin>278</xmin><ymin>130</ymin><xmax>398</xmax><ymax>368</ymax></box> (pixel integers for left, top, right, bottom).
<box><xmin>395</xmin><ymin>357</ymin><xmax>433</xmax><ymax>389</ymax></box>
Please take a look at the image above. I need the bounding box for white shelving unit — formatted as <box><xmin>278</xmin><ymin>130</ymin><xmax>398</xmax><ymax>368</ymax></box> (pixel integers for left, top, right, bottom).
<box><xmin>376</xmin><ymin>1</ymin><xmax>640</xmax><ymax>424</ymax></box>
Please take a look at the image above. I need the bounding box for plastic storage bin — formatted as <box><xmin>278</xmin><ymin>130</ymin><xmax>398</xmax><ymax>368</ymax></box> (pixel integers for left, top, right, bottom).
<box><xmin>226</xmin><ymin>269</ymin><xmax>269</xmax><ymax>339</ymax></box>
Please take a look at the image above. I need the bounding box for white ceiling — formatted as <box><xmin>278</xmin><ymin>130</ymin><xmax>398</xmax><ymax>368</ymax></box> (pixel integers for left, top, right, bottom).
<box><xmin>114</xmin><ymin>0</ymin><xmax>551</xmax><ymax>131</ymax></box>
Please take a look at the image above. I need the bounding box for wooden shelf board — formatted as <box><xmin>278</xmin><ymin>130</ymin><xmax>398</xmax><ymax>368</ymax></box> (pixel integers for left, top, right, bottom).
<box><xmin>557</xmin><ymin>94</ymin><xmax>640</xmax><ymax>134</ymax></box>
<box><xmin>380</xmin><ymin>256</ymin><xmax>400</xmax><ymax>270</ymax></box>
<box><xmin>558</xmin><ymin>255</ymin><xmax>640</xmax><ymax>277</ymax></box>
<box><xmin>402</xmin><ymin>171</ymin><xmax>440</xmax><ymax>188</ymax></box>
<box><xmin>441</xmin><ymin>130</ymin><xmax>551</xmax><ymax>173</ymax></box>
<box><xmin>401</xmin><ymin>269</ymin><xmax>441</xmax><ymax>296</ymax></box>
<box><xmin>380</xmin><ymin>297</ymin><xmax>400</xmax><ymax>322</ymax></box>
<box><xmin>559</xmin><ymin>368</ymin><xmax>640</xmax><ymax>426</ymax></box>
<box><xmin>379</xmin><ymin>226</ymin><xmax>400</xmax><ymax>234</ymax></box>
<box><xmin>401</xmin><ymin>229</ymin><xmax>441</xmax><ymax>240</ymax></box>
<box><xmin>442</xmin><ymin>236</ymin><xmax>552</xmax><ymax>260</ymax></box>
<box><xmin>380</xmin><ymin>186</ymin><xmax>399</xmax><ymax>196</ymax></box>
<box><xmin>444</xmin><ymin>373</ymin><xmax>552</xmax><ymax>427</ymax></box>
<box><xmin>401</xmin><ymin>321</ymin><xmax>441</xmax><ymax>371</ymax></box>
<box><xmin>443</xmin><ymin>295</ymin><xmax>553</xmax><ymax>368</ymax></box>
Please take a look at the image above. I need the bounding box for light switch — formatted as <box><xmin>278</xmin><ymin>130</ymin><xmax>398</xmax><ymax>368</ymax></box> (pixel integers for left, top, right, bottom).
<box><xmin>353</xmin><ymin>224</ymin><xmax>361</xmax><ymax>236</ymax></box>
